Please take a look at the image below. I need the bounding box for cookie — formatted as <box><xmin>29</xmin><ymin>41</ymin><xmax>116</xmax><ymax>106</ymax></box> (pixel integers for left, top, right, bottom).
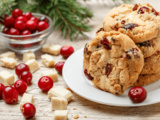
<box><xmin>141</xmin><ymin>50</ymin><xmax>160</xmax><ymax>74</ymax></box>
<box><xmin>103</xmin><ymin>3</ymin><xmax>160</xmax><ymax>43</ymax></box>
<box><xmin>83</xmin><ymin>31</ymin><xmax>144</xmax><ymax>95</ymax></box>
<box><xmin>133</xmin><ymin>71</ymin><xmax>160</xmax><ymax>86</ymax></box>
<box><xmin>136</xmin><ymin>36</ymin><xmax>160</xmax><ymax>58</ymax></box>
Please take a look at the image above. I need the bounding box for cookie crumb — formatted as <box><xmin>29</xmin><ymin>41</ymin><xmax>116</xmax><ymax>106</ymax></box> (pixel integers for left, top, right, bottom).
<box><xmin>73</xmin><ymin>108</ymin><xmax>76</xmax><ymax>110</ymax></box>
<box><xmin>84</xmin><ymin>115</ymin><xmax>87</xmax><ymax>118</ymax></box>
<box><xmin>66</xmin><ymin>87</ymin><xmax>73</xmax><ymax>92</ymax></box>
<box><xmin>73</xmin><ymin>114</ymin><xmax>79</xmax><ymax>119</ymax></box>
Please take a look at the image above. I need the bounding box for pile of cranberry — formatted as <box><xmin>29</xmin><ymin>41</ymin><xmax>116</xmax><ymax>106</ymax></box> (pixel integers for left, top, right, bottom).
<box><xmin>2</xmin><ymin>8</ymin><xmax>49</xmax><ymax>36</ymax></box>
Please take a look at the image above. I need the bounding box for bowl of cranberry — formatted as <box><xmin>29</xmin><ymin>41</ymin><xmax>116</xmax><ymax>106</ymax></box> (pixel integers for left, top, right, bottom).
<box><xmin>0</xmin><ymin>8</ymin><xmax>53</xmax><ymax>54</ymax></box>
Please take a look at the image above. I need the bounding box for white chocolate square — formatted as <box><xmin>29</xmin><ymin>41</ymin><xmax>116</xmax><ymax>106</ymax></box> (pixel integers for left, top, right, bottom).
<box><xmin>41</xmin><ymin>70</ymin><xmax>58</xmax><ymax>82</ymax></box>
<box><xmin>0</xmin><ymin>57</ymin><xmax>17</xmax><ymax>69</ymax></box>
<box><xmin>53</xmin><ymin>110</ymin><xmax>68</xmax><ymax>120</ymax></box>
<box><xmin>41</xmin><ymin>54</ymin><xmax>55</xmax><ymax>68</ymax></box>
<box><xmin>20</xmin><ymin>93</ymin><xmax>34</xmax><ymax>110</ymax></box>
<box><xmin>23</xmin><ymin>51</ymin><xmax>35</xmax><ymax>63</ymax></box>
<box><xmin>0</xmin><ymin>51</ymin><xmax>16</xmax><ymax>58</ymax></box>
<box><xmin>0</xmin><ymin>71</ymin><xmax>14</xmax><ymax>86</ymax></box>
<box><xmin>26</xmin><ymin>59</ymin><xmax>40</xmax><ymax>73</ymax></box>
<box><xmin>51</xmin><ymin>97</ymin><xmax>68</xmax><ymax>110</ymax></box>
<box><xmin>42</xmin><ymin>44</ymin><xmax>61</xmax><ymax>55</ymax></box>
<box><xmin>48</xmin><ymin>86</ymin><xmax>73</xmax><ymax>102</ymax></box>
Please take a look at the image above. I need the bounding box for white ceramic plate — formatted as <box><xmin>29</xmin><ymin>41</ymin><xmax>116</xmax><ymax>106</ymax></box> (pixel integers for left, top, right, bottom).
<box><xmin>63</xmin><ymin>48</ymin><xmax>160</xmax><ymax>107</ymax></box>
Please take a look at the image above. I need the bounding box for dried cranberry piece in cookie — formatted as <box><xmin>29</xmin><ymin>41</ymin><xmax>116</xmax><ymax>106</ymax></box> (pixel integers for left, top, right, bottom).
<box><xmin>152</xmin><ymin>8</ymin><xmax>159</xmax><ymax>16</ymax></box>
<box><xmin>100</xmin><ymin>37</ymin><xmax>111</xmax><ymax>50</ymax></box>
<box><xmin>122</xmin><ymin>23</ymin><xmax>138</xmax><ymax>30</ymax></box>
<box><xmin>96</xmin><ymin>28</ymin><xmax>104</xmax><ymax>33</ymax></box>
<box><xmin>84</xmin><ymin>44</ymin><xmax>91</xmax><ymax>55</ymax></box>
<box><xmin>105</xmin><ymin>63</ymin><xmax>112</xmax><ymax>77</ymax></box>
<box><xmin>84</xmin><ymin>69</ymin><xmax>93</xmax><ymax>80</ymax></box>
<box><xmin>133</xmin><ymin>4</ymin><xmax>139</xmax><ymax>11</ymax></box>
<box><xmin>138</xmin><ymin>6</ymin><xmax>149</xmax><ymax>14</ymax></box>
<box><xmin>125</xmin><ymin>48</ymin><xmax>140</xmax><ymax>59</ymax></box>
<box><xmin>138</xmin><ymin>41</ymin><xmax>151</xmax><ymax>47</ymax></box>
<box><xmin>121</xmin><ymin>20</ymin><xmax>126</xmax><ymax>24</ymax></box>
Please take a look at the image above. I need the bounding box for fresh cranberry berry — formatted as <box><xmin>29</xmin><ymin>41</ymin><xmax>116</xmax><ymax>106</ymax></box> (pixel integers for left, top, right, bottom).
<box><xmin>12</xmin><ymin>8</ymin><xmax>23</xmax><ymax>18</ymax></box>
<box><xmin>2</xmin><ymin>27</ymin><xmax>10</xmax><ymax>34</ymax></box>
<box><xmin>4</xmin><ymin>16</ymin><xmax>15</xmax><ymax>27</ymax></box>
<box><xmin>138</xmin><ymin>7</ymin><xmax>149</xmax><ymax>14</ymax></box>
<box><xmin>8</xmin><ymin>28</ymin><xmax>20</xmax><ymax>35</ymax></box>
<box><xmin>26</xmin><ymin>20</ymin><xmax>37</xmax><ymax>31</ymax></box>
<box><xmin>30</xmin><ymin>17</ymin><xmax>39</xmax><ymax>23</ymax></box>
<box><xmin>20</xmin><ymin>71</ymin><xmax>32</xmax><ymax>85</ymax></box>
<box><xmin>39</xmin><ymin>16</ymin><xmax>49</xmax><ymax>23</ymax></box>
<box><xmin>0</xmin><ymin>83</ymin><xmax>5</xmax><ymax>99</ymax></box>
<box><xmin>14</xmin><ymin>20</ymin><xmax>26</xmax><ymax>31</ymax></box>
<box><xmin>15</xmin><ymin>63</ymin><xmax>30</xmax><ymax>77</ymax></box>
<box><xmin>60</xmin><ymin>45</ymin><xmax>74</xmax><ymax>58</ymax></box>
<box><xmin>55</xmin><ymin>62</ymin><xmax>65</xmax><ymax>73</ymax></box>
<box><xmin>14</xmin><ymin>80</ymin><xmax>27</xmax><ymax>94</ymax></box>
<box><xmin>22</xmin><ymin>103</ymin><xmax>36</xmax><ymax>119</ymax></box>
<box><xmin>2</xmin><ymin>86</ymin><xmax>18</xmax><ymax>104</ymax></box>
<box><xmin>38</xmin><ymin>76</ymin><xmax>53</xmax><ymax>91</ymax></box>
<box><xmin>23</xmin><ymin>12</ymin><xmax>33</xmax><ymax>20</ymax></box>
<box><xmin>37</xmin><ymin>21</ymin><xmax>49</xmax><ymax>32</ymax></box>
<box><xmin>16</xmin><ymin>16</ymin><xmax>27</xmax><ymax>23</ymax></box>
<box><xmin>128</xmin><ymin>86</ymin><xmax>147</xmax><ymax>103</ymax></box>
<box><xmin>22</xmin><ymin>44</ymin><xmax>33</xmax><ymax>48</ymax></box>
<box><xmin>84</xmin><ymin>69</ymin><xmax>93</xmax><ymax>80</ymax></box>
<box><xmin>21</xmin><ymin>30</ymin><xmax>31</xmax><ymax>35</ymax></box>
<box><xmin>10</xmin><ymin>44</ymin><xmax>19</xmax><ymax>48</ymax></box>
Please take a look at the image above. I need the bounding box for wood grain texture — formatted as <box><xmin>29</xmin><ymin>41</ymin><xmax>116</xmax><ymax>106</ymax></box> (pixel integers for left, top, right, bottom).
<box><xmin>0</xmin><ymin>0</ymin><xmax>160</xmax><ymax>120</ymax></box>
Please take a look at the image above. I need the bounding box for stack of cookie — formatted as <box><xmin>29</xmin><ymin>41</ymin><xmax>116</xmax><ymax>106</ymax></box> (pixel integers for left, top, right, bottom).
<box><xmin>83</xmin><ymin>3</ymin><xmax>160</xmax><ymax>95</ymax></box>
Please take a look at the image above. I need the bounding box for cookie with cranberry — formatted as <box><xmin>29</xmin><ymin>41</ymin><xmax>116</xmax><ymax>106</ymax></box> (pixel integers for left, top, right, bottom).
<box><xmin>136</xmin><ymin>36</ymin><xmax>160</xmax><ymax>58</ymax></box>
<box><xmin>133</xmin><ymin>71</ymin><xmax>160</xmax><ymax>86</ymax></box>
<box><xmin>83</xmin><ymin>31</ymin><xmax>144</xmax><ymax>95</ymax></box>
<box><xmin>141</xmin><ymin>50</ymin><xmax>160</xmax><ymax>74</ymax></box>
<box><xmin>103</xmin><ymin>3</ymin><xmax>160</xmax><ymax>43</ymax></box>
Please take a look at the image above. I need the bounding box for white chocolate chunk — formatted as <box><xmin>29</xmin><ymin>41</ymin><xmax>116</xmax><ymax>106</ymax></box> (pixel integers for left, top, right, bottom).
<box><xmin>42</xmin><ymin>44</ymin><xmax>61</xmax><ymax>55</ymax></box>
<box><xmin>51</xmin><ymin>97</ymin><xmax>68</xmax><ymax>110</ymax></box>
<box><xmin>26</xmin><ymin>59</ymin><xmax>40</xmax><ymax>73</ymax></box>
<box><xmin>23</xmin><ymin>51</ymin><xmax>35</xmax><ymax>63</ymax></box>
<box><xmin>20</xmin><ymin>93</ymin><xmax>34</xmax><ymax>110</ymax></box>
<box><xmin>48</xmin><ymin>86</ymin><xmax>73</xmax><ymax>102</ymax></box>
<box><xmin>41</xmin><ymin>54</ymin><xmax>55</xmax><ymax>68</ymax></box>
<box><xmin>41</xmin><ymin>70</ymin><xmax>58</xmax><ymax>82</ymax></box>
<box><xmin>0</xmin><ymin>71</ymin><xmax>14</xmax><ymax>86</ymax></box>
<box><xmin>0</xmin><ymin>57</ymin><xmax>17</xmax><ymax>69</ymax></box>
<box><xmin>0</xmin><ymin>51</ymin><xmax>16</xmax><ymax>58</ymax></box>
<box><xmin>53</xmin><ymin>110</ymin><xmax>68</xmax><ymax>120</ymax></box>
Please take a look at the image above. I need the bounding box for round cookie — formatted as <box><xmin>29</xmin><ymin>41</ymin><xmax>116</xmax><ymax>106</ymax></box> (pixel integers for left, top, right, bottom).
<box><xmin>133</xmin><ymin>71</ymin><xmax>160</xmax><ymax>86</ymax></box>
<box><xmin>103</xmin><ymin>3</ymin><xmax>160</xmax><ymax>43</ymax></box>
<box><xmin>83</xmin><ymin>31</ymin><xmax>144</xmax><ymax>95</ymax></box>
<box><xmin>141</xmin><ymin>50</ymin><xmax>160</xmax><ymax>74</ymax></box>
<box><xmin>136</xmin><ymin>36</ymin><xmax>160</xmax><ymax>58</ymax></box>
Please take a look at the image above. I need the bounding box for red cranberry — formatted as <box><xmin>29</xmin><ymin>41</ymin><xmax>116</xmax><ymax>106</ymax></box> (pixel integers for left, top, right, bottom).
<box><xmin>26</xmin><ymin>20</ymin><xmax>37</xmax><ymax>31</ymax></box>
<box><xmin>12</xmin><ymin>8</ymin><xmax>23</xmax><ymax>18</ymax></box>
<box><xmin>152</xmin><ymin>8</ymin><xmax>159</xmax><ymax>16</ymax></box>
<box><xmin>2</xmin><ymin>27</ymin><xmax>10</xmax><ymax>34</ymax></box>
<box><xmin>15</xmin><ymin>63</ymin><xmax>30</xmax><ymax>77</ymax></box>
<box><xmin>84</xmin><ymin>69</ymin><xmax>93</xmax><ymax>80</ymax></box>
<box><xmin>14</xmin><ymin>20</ymin><xmax>26</xmax><ymax>31</ymax></box>
<box><xmin>20</xmin><ymin>71</ymin><xmax>32</xmax><ymax>85</ymax></box>
<box><xmin>22</xmin><ymin>103</ymin><xmax>36</xmax><ymax>119</ymax></box>
<box><xmin>121</xmin><ymin>20</ymin><xmax>126</xmax><ymax>24</ymax></box>
<box><xmin>39</xmin><ymin>16</ymin><xmax>49</xmax><ymax>23</ymax></box>
<box><xmin>133</xmin><ymin>4</ymin><xmax>139</xmax><ymax>11</ymax></box>
<box><xmin>55</xmin><ymin>62</ymin><xmax>65</xmax><ymax>73</ymax></box>
<box><xmin>100</xmin><ymin>37</ymin><xmax>111</xmax><ymax>50</ymax></box>
<box><xmin>38</xmin><ymin>76</ymin><xmax>53</xmax><ymax>91</ymax></box>
<box><xmin>122</xmin><ymin>23</ymin><xmax>138</xmax><ymax>30</ymax></box>
<box><xmin>14</xmin><ymin>80</ymin><xmax>27</xmax><ymax>94</ymax></box>
<box><xmin>10</xmin><ymin>44</ymin><xmax>19</xmax><ymax>48</ymax></box>
<box><xmin>138</xmin><ymin>7</ymin><xmax>149</xmax><ymax>14</ymax></box>
<box><xmin>0</xmin><ymin>83</ymin><xmax>4</xmax><ymax>99</ymax></box>
<box><xmin>30</xmin><ymin>17</ymin><xmax>39</xmax><ymax>23</ymax></box>
<box><xmin>2</xmin><ymin>86</ymin><xmax>18</xmax><ymax>104</ymax></box>
<box><xmin>16</xmin><ymin>16</ymin><xmax>27</xmax><ymax>23</ymax></box>
<box><xmin>21</xmin><ymin>30</ymin><xmax>31</xmax><ymax>35</ymax></box>
<box><xmin>4</xmin><ymin>16</ymin><xmax>15</xmax><ymax>27</ymax></box>
<box><xmin>22</xmin><ymin>44</ymin><xmax>33</xmax><ymax>48</ymax></box>
<box><xmin>128</xmin><ymin>86</ymin><xmax>147</xmax><ymax>103</ymax></box>
<box><xmin>8</xmin><ymin>28</ymin><xmax>20</xmax><ymax>35</ymax></box>
<box><xmin>96</xmin><ymin>27</ymin><xmax>104</xmax><ymax>33</ymax></box>
<box><xmin>105</xmin><ymin>63</ymin><xmax>112</xmax><ymax>77</ymax></box>
<box><xmin>23</xmin><ymin>12</ymin><xmax>33</xmax><ymax>20</ymax></box>
<box><xmin>60</xmin><ymin>45</ymin><xmax>74</xmax><ymax>58</ymax></box>
<box><xmin>37</xmin><ymin>21</ymin><xmax>49</xmax><ymax>32</ymax></box>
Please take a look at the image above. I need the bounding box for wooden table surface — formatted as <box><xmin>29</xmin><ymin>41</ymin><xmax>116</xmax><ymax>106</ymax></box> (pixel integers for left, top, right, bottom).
<box><xmin>0</xmin><ymin>0</ymin><xmax>160</xmax><ymax>120</ymax></box>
